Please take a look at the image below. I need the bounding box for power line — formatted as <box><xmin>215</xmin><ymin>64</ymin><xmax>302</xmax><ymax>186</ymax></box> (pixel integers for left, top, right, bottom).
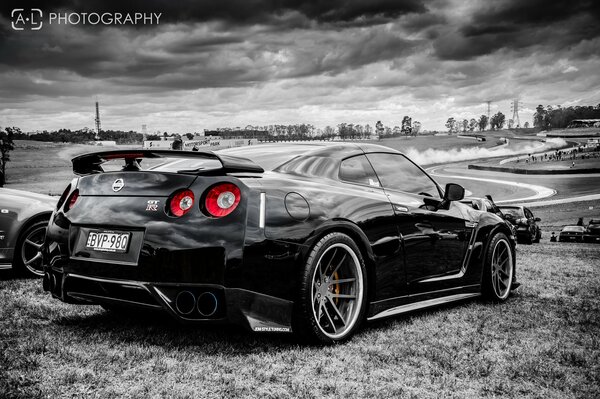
<box><xmin>511</xmin><ymin>99</ymin><xmax>521</xmax><ymax>128</ymax></box>
<box><xmin>94</xmin><ymin>99</ymin><xmax>101</xmax><ymax>140</ymax></box>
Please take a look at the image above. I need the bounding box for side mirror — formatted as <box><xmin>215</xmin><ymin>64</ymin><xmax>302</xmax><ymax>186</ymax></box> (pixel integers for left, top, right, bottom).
<box><xmin>535</xmin><ymin>217</ymin><xmax>541</xmax><ymax>222</ymax></box>
<box><xmin>444</xmin><ymin>183</ymin><xmax>465</xmax><ymax>202</ymax></box>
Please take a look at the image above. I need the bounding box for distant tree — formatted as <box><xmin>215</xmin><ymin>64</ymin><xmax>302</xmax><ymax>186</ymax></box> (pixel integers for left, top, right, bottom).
<box><xmin>185</xmin><ymin>133</ymin><xmax>194</xmax><ymax>140</ymax></box>
<box><xmin>401</xmin><ymin>116</ymin><xmax>412</xmax><ymax>137</ymax></box>
<box><xmin>364</xmin><ymin>124</ymin><xmax>372</xmax><ymax>138</ymax></box>
<box><xmin>0</xmin><ymin>127</ymin><xmax>16</xmax><ymax>186</ymax></box>
<box><xmin>508</xmin><ymin>119</ymin><xmax>514</xmax><ymax>129</ymax></box>
<box><xmin>461</xmin><ymin>119</ymin><xmax>468</xmax><ymax>133</ymax></box>
<box><xmin>384</xmin><ymin>127</ymin><xmax>392</xmax><ymax>137</ymax></box>
<box><xmin>469</xmin><ymin>118</ymin><xmax>477</xmax><ymax>132</ymax></box>
<box><xmin>490</xmin><ymin>112</ymin><xmax>506</xmax><ymax>130</ymax></box>
<box><xmin>445</xmin><ymin>117</ymin><xmax>456</xmax><ymax>133</ymax></box>
<box><xmin>323</xmin><ymin>125</ymin><xmax>335</xmax><ymax>140</ymax></box>
<box><xmin>524</xmin><ymin>121</ymin><xmax>530</xmax><ymax>128</ymax></box>
<box><xmin>478</xmin><ymin>115</ymin><xmax>488</xmax><ymax>131</ymax></box>
<box><xmin>375</xmin><ymin>121</ymin><xmax>384</xmax><ymax>139</ymax></box>
<box><xmin>412</xmin><ymin>121</ymin><xmax>421</xmax><ymax>135</ymax></box>
<box><xmin>533</xmin><ymin>105</ymin><xmax>550</xmax><ymax>130</ymax></box>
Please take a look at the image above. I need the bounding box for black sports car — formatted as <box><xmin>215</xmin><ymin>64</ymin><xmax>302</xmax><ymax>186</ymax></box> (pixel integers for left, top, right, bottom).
<box><xmin>0</xmin><ymin>188</ymin><xmax>56</xmax><ymax>276</ymax></box>
<box><xmin>497</xmin><ymin>205</ymin><xmax>541</xmax><ymax>244</ymax></box>
<box><xmin>584</xmin><ymin>219</ymin><xmax>600</xmax><ymax>243</ymax></box>
<box><xmin>559</xmin><ymin>226</ymin><xmax>585</xmax><ymax>242</ymax></box>
<box><xmin>43</xmin><ymin>143</ymin><xmax>518</xmax><ymax>343</ymax></box>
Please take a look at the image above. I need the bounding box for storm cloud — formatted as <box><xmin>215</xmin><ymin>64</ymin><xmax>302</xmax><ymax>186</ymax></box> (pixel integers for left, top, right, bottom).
<box><xmin>0</xmin><ymin>0</ymin><xmax>599</xmax><ymax>132</ymax></box>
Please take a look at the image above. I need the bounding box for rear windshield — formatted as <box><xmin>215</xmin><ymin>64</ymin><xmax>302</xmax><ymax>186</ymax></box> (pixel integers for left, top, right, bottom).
<box><xmin>563</xmin><ymin>226</ymin><xmax>584</xmax><ymax>232</ymax></box>
<box><xmin>150</xmin><ymin>158</ymin><xmax>221</xmax><ymax>173</ymax></box>
<box><xmin>499</xmin><ymin>207</ymin><xmax>524</xmax><ymax>218</ymax></box>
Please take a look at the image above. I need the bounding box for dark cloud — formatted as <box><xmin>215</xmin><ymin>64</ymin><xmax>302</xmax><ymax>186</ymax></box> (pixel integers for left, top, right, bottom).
<box><xmin>0</xmin><ymin>0</ymin><xmax>426</xmax><ymax>25</ymax></box>
<box><xmin>434</xmin><ymin>0</ymin><xmax>600</xmax><ymax>60</ymax></box>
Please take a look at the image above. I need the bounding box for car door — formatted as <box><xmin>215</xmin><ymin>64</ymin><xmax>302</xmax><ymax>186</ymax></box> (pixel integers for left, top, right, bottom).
<box><xmin>338</xmin><ymin>154</ymin><xmax>406</xmax><ymax>301</ymax></box>
<box><xmin>365</xmin><ymin>152</ymin><xmax>469</xmax><ymax>294</ymax></box>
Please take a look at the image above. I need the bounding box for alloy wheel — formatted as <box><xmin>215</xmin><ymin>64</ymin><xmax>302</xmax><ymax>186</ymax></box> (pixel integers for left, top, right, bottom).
<box><xmin>21</xmin><ymin>225</ymin><xmax>46</xmax><ymax>276</ymax></box>
<box><xmin>491</xmin><ymin>238</ymin><xmax>513</xmax><ymax>299</ymax></box>
<box><xmin>310</xmin><ymin>243</ymin><xmax>364</xmax><ymax>340</ymax></box>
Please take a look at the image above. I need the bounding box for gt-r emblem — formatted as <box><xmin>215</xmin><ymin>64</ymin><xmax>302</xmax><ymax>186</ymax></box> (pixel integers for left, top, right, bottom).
<box><xmin>112</xmin><ymin>178</ymin><xmax>125</xmax><ymax>192</ymax></box>
<box><xmin>146</xmin><ymin>200</ymin><xmax>159</xmax><ymax>211</ymax></box>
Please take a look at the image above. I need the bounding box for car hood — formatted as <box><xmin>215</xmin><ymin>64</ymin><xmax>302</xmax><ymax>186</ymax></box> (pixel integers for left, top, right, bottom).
<box><xmin>0</xmin><ymin>188</ymin><xmax>57</xmax><ymax>208</ymax></box>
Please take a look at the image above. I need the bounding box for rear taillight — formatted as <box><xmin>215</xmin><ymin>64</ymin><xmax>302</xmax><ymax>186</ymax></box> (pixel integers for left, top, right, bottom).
<box><xmin>169</xmin><ymin>189</ymin><xmax>195</xmax><ymax>217</ymax></box>
<box><xmin>64</xmin><ymin>189</ymin><xmax>79</xmax><ymax>212</ymax></box>
<box><xmin>204</xmin><ymin>183</ymin><xmax>241</xmax><ymax>218</ymax></box>
<box><xmin>56</xmin><ymin>184</ymin><xmax>71</xmax><ymax>210</ymax></box>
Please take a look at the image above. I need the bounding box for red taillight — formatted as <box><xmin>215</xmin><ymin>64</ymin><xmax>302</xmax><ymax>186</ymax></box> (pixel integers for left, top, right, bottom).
<box><xmin>204</xmin><ymin>183</ymin><xmax>241</xmax><ymax>218</ymax></box>
<box><xmin>169</xmin><ymin>189</ymin><xmax>195</xmax><ymax>217</ymax></box>
<box><xmin>56</xmin><ymin>184</ymin><xmax>71</xmax><ymax>210</ymax></box>
<box><xmin>64</xmin><ymin>189</ymin><xmax>79</xmax><ymax>212</ymax></box>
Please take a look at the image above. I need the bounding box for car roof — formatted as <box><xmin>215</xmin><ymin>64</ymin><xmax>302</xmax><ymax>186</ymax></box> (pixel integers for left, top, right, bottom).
<box><xmin>219</xmin><ymin>142</ymin><xmax>402</xmax><ymax>170</ymax></box>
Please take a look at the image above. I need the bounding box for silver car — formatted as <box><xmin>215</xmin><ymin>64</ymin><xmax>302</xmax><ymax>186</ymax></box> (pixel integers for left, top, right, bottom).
<box><xmin>0</xmin><ymin>188</ymin><xmax>56</xmax><ymax>276</ymax></box>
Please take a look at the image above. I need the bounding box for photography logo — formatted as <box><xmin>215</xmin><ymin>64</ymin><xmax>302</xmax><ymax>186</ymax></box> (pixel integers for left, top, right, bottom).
<box><xmin>11</xmin><ymin>9</ymin><xmax>43</xmax><ymax>30</ymax></box>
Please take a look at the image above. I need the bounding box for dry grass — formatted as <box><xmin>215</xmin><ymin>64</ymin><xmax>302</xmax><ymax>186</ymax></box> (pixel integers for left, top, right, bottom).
<box><xmin>1</xmin><ymin>238</ymin><xmax>599</xmax><ymax>398</ymax></box>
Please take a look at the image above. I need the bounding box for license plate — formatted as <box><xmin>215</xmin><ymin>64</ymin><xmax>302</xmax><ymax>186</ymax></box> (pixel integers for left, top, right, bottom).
<box><xmin>86</xmin><ymin>231</ymin><xmax>130</xmax><ymax>253</ymax></box>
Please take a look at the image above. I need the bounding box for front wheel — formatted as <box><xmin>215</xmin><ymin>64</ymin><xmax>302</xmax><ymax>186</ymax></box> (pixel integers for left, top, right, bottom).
<box><xmin>482</xmin><ymin>232</ymin><xmax>514</xmax><ymax>301</ymax></box>
<box><xmin>294</xmin><ymin>232</ymin><xmax>367</xmax><ymax>344</ymax></box>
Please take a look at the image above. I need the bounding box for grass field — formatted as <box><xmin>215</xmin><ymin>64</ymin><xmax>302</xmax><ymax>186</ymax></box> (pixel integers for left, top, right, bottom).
<box><xmin>1</xmin><ymin>240</ymin><xmax>598</xmax><ymax>398</ymax></box>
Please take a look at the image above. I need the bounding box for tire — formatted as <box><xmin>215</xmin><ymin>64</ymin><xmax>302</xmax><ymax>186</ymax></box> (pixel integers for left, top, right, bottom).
<box><xmin>293</xmin><ymin>232</ymin><xmax>367</xmax><ymax>344</ymax></box>
<box><xmin>14</xmin><ymin>219</ymin><xmax>48</xmax><ymax>277</ymax></box>
<box><xmin>533</xmin><ymin>230</ymin><xmax>541</xmax><ymax>243</ymax></box>
<box><xmin>482</xmin><ymin>232</ymin><xmax>514</xmax><ymax>302</ymax></box>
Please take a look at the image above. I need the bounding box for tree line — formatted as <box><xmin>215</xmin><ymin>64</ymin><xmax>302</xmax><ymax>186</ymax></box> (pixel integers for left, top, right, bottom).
<box><xmin>533</xmin><ymin>104</ymin><xmax>600</xmax><ymax>130</ymax></box>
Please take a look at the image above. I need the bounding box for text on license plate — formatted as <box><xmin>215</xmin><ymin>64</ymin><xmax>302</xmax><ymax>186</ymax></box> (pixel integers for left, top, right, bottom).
<box><xmin>86</xmin><ymin>231</ymin><xmax>130</xmax><ymax>253</ymax></box>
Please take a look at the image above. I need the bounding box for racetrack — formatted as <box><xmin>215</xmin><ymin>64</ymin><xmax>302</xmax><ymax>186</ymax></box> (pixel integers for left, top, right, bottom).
<box><xmin>422</xmin><ymin>135</ymin><xmax>600</xmax><ymax>205</ymax></box>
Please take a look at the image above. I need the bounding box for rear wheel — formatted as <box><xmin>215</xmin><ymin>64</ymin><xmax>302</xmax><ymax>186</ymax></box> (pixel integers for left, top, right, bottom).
<box><xmin>14</xmin><ymin>220</ymin><xmax>48</xmax><ymax>277</ymax></box>
<box><xmin>294</xmin><ymin>232</ymin><xmax>367</xmax><ymax>344</ymax></box>
<box><xmin>482</xmin><ymin>233</ymin><xmax>514</xmax><ymax>301</ymax></box>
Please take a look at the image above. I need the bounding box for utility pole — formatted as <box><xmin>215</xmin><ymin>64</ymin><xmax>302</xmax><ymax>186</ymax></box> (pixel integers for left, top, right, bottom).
<box><xmin>94</xmin><ymin>99</ymin><xmax>101</xmax><ymax>140</ymax></box>
<box><xmin>510</xmin><ymin>99</ymin><xmax>521</xmax><ymax>128</ymax></box>
<box><xmin>485</xmin><ymin>100</ymin><xmax>492</xmax><ymax>130</ymax></box>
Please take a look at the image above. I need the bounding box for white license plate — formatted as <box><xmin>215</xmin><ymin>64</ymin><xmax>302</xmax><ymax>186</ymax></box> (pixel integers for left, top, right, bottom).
<box><xmin>86</xmin><ymin>231</ymin><xmax>130</xmax><ymax>253</ymax></box>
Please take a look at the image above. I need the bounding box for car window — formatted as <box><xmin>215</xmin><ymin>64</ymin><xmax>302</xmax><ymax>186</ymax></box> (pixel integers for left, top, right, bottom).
<box><xmin>524</xmin><ymin>208</ymin><xmax>533</xmax><ymax>219</ymax></box>
<box><xmin>365</xmin><ymin>153</ymin><xmax>440</xmax><ymax>198</ymax></box>
<box><xmin>339</xmin><ymin>155</ymin><xmax>380</xmax><ymax>187</ymax></box>
<box><xmin>499</xmin><ymin>207</ymin><xmax>524</xmax><ymax>218</ymax></box>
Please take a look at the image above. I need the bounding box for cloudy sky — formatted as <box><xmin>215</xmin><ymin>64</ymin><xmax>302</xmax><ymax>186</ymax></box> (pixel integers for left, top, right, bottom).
<box><xmin>1</xmin><ymin>0</ymin><xmax>599</xmax><ymax>133</ymax></box>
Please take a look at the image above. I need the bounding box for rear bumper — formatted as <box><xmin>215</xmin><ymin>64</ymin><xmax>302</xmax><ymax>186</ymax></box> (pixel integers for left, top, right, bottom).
<box><xmin>584</xmin><ymin>234</ymin><xmax>600</xmax><ymax>243</ymax></box>
<box><xmin>43</xmin><ymin>271</ymin><xmax>294</xmax><ymax>333</ymax></box>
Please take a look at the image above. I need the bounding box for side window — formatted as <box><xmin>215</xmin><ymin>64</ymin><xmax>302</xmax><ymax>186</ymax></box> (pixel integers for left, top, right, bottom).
<box><xmin>339</xmin><ymin>155</ymin><xmax>380</xmax><ymax>187</ymax></box>
<box><xmin>524</xmin><ymin>208</ymin><xmax>533</xmax><ymax>219</ymax></box>
<box><xmin>366</xmin><ymin>152</ymin><xmax>441</xmax><ymax>198</ymax></box>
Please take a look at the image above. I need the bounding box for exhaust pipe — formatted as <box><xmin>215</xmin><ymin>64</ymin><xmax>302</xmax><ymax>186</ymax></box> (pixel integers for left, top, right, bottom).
<box><xmin>175</xmin><ymin>291</ymin><xmax>196</xmax><ymax>315</ymax></box>
<box><xmin>197</xmin><ymin>292</ymin><xmax>218</xmax><ymax>317</ymax></box>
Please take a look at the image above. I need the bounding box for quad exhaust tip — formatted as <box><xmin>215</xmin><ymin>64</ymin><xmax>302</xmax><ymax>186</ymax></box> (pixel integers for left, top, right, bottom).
<box><xmin>174</xmin><ymin>290</ymin><xmax>219</xmax><ymax>317</ymax></box>
<box><xmin>197</xmin><ymin>292</ymin><xmax>218</xmax><ymax>317</ymax></box>
<box><xmin>175</xmin><ymin>291</ymin><xmax>196</xmax><ymax>315</ymax></box>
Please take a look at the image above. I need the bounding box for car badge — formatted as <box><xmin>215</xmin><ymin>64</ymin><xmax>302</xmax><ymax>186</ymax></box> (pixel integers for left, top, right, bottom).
<box><xmin>112</xmin><ymin>178</ymin><xmax>125</xmax><ymax>192</ymax></box>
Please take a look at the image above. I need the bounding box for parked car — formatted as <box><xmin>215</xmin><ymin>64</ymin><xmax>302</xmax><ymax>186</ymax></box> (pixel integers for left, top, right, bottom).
<box><xmin>43</xmin><ymin>143</ymin><xmax>519</xmax><ymax>343</ymax></box>
<box><xmin>584</xmin><ymin>219</ymin><xmax>600</xmax><ymax>243</ymax></box>
<box><xmin>0</xmin><ymin>188</ymin><xmax>55</xmax><ymax>276</ymax></box>
<box><xmin>498</xmin><ymin>205</ymin><xmax>541</xmax><ymax>244</ymax></box>
<box><xmin>559</xmin><ymin>226</ymin><xmax>585</xmax><ymax>242</ymax></box>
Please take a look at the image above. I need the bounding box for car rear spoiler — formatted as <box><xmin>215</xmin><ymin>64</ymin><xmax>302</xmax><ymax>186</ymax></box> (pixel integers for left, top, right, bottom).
<box><xmin>71</xmin><ymin>150</ymin><xmax>264</xmax><ymax>176</ymax></box>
